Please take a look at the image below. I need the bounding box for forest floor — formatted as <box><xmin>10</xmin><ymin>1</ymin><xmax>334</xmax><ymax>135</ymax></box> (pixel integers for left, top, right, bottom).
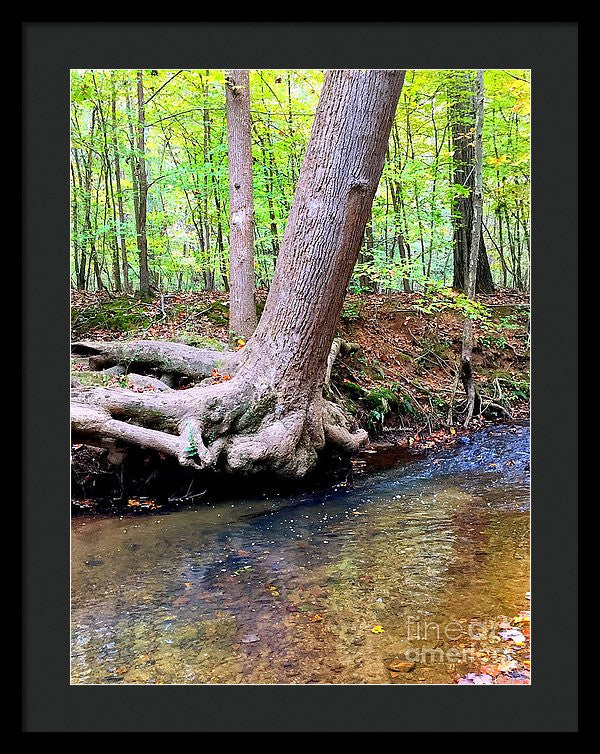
<box><xmin>71</xmin><ymin>287</ymin><xmax>530</xmax><ymax>437</ymax></box>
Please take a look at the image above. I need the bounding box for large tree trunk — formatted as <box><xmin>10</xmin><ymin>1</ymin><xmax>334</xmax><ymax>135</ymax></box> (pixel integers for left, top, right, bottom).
<box><xmin>225</xmin><ymin>70</ymin><xmax>257</xmax><ymax>338</ymax></box>
<box><xmin>449</xmin><ymin>71</ymin><xmax>495</xmax><ymax>295</ymax></box>
<box><xmin>71</xmin><ymin>69</ymin><xmax>405</xmax><ymax>478</ymax></box>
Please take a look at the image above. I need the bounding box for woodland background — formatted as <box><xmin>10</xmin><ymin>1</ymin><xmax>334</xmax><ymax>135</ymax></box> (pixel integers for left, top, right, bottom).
<box><xmin>70</xmin><ymin>69</ymin><xmax>530</xmax><ymax>297</ymax></box>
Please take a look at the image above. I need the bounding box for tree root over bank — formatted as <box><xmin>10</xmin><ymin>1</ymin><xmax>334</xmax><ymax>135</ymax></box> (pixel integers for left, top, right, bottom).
<box><xmin>72</xmin><ymin>340</ymin><xmax>236</xmax><ymax>384</ymax></box>
<box><xmin>71</xmin><ymin>338</ymin><xmax>367</xmax><ymax>479</ymax></box>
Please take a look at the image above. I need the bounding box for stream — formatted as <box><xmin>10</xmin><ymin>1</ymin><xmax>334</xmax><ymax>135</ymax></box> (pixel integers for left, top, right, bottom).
<box><xmin>71</xmin><ymin>423</ymin><xmax>530</xmax><ymax>684</ymax></box>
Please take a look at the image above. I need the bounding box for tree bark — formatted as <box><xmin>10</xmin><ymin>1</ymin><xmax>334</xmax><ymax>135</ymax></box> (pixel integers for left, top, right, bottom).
<box><xmin>71</xmin><ymin>69</ymin><xmax>405</xmax><ymax>478</ymax></box>
<box><xmin>449</xmin><ymin>71</ymin><xmax>495</xmax><ymax>295</ymax></box>
<box><xmin>226</xmin><ymin>70</ymin><xmax>257</xmax><ymax>338</ymax></box>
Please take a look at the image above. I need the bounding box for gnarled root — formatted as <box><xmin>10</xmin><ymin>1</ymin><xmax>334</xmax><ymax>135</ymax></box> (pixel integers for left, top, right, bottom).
<box><xmin>72</xmin><ymin>340</ymin><xmax>237</xmax><ymax>382</ymax></box>
<box><xmin>71</xmin><ymin>402</ymin><xmax>181</xmax><ymax>459</ymax></box>
<box><xmin>71</xmin><ymin>334</ymin><xmax>368</xmax><ymax>478</ymax></box>
<box><xmin>71</xmin><ymin>371</ymin><xmax>368</xmax><ymax>479</ymax></box>
<box><xmin>322</xmin><ymin>399</ymin><xmax>368</xmax><ymax>452</ymax></box>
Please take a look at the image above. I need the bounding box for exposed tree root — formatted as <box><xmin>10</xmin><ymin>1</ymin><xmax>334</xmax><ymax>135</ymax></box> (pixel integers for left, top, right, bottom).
<box><xmin>323</xmin><ymin>338</ymin><xmax>359</xmax><ymax>397</ymax></box>
<box><xmin>72</xmin><ymin>340</ymin><xmax>237</xmax><ymax>382</ymax></box>
<box><xmin>71</xmin><ymin>339</ymin><xmax>367</xmax><ymax>478</ymax></box>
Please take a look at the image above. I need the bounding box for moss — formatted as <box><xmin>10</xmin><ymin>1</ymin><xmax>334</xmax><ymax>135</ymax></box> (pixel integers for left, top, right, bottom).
<box><xmin>204</xmin><ymin>301</ymin><xmax>229</xmax><ymax>326</ymax></box>
<box><xmin>487</xmin><ymin>369</ymin><xmax>513</xmax><ymax>381</ymax></box>
<box><xmin>172</xmin><ymin>332</ymin><xmax>227</xmax><ymax>351</ymax></box>
<box><xmin>363</xmin><ymin>387</ymin><xmax>397</xmax><ymax>409</ymax></box>
<box><xmin>71</xmin><ymin>370</ymin><xmax>112</xmax><ymax>387</ymax></box>
<box><xmin>232</xmin><ymin>394</ymin><xmax>277</xmax><ymax>433</ymax></box>
<box><xmin>361</xmin><ymin>387</ymin><xmax>398</xmax><ymax>430</ymax></box>
<box><xmin>396</xmin><ymin>392</ymin><xmax>417</xmax><ymax>416</ymax></box>
<box><xmin>71</xmin><ymin>297</ymin><xmax>153</xmax><ymax>336</ymax></box>
<box><xmin>340</xmin><ymin>381</ymin><xmax>365</xmax><ymax>399</ymax></box>
<box><xmin>137</xmin><ymin>407</ymin><xmax>175</xmax><ymax>431</ymax></box>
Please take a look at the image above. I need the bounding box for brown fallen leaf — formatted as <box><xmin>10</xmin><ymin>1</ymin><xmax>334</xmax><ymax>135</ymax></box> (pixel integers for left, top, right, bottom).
<box><xmin>387</xmin><ymin>659</ymin><xmax>415</xmax><ymax>672</ymax></box>
<box><xmin>480</xmin><ymin>663</ymin><xmax>502</xmax><ymax>677</ymax></box>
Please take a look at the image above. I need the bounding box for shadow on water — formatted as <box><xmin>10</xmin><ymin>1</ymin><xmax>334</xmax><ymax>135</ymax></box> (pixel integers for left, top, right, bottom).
<box><xmin>71</xmin><ymin>423</ymin><xmax>530</xmax><ymax>684</ymax></box>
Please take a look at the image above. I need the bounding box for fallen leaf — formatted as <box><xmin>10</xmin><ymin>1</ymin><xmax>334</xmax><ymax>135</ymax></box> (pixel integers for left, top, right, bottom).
<box><xmin>387</xmin><ymin>659</ymin><xmax>415</xmax><ymax>672</ymax></box>
<box><xmin>457</xmin><ymin>673</ymin><xmax>493</xmax><ymax>685</ymax></box>
<box><xmin>480</xmin><ymin>663</ymin><xmax>502</xmax><ymax>677</ymax></box>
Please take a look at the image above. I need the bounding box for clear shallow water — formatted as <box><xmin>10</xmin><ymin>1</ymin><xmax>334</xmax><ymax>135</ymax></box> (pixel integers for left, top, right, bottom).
<box><xmin>71</xmin><ymin>423</ymin><xmax>530</xmax><ymax>684</ymax></box>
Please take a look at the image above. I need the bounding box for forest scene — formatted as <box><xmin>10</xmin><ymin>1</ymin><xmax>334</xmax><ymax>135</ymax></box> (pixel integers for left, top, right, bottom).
<box><xmin>70</xmin><ymin>68</ymin><xmax>531</xmax><ymax>686</ymax></box>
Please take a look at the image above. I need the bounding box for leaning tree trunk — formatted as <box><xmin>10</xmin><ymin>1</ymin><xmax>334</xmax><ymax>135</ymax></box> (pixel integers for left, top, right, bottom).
<box><xmin>460</xmin><ymin>70</ymin><xmax>484</xmax><ymax>427</ymax></box>
<box><xmin>72</xmin><ymin>69</ymin><xmax>405</xmax><ymax>478</ymax></box>
<box><xmin>225</xmin><ymin>70</ymin><xmax>257</xmax><ymax>339</ymax></box>
<box><xmin>450</xmin><ymin>70</ymin><xmax>494</xmax><ymax>295</ymax></box>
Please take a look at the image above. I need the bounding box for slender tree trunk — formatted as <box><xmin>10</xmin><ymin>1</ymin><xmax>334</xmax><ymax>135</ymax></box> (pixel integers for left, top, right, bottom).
<box><xmin>449</xmin><ymin>71</ymin><xmax>495</xmax><ymax>295</ymax></box>
<box><xmin>93</xmin><ymin>73</ymin><xmax>122</xmax><ymax>293</ymax></box>
<box><xmin>71</xmin><ymin>161</ymin><xmax>80</xmax><ymax>287</ymax></box>
<box><xmin>80</xmin><ymin>108</ymin><xmax>98</xmax><ymax>290</ymax></box>
<box><xmin>136</xmin><ymin>71</ymin><xmax>151</xmax><ymax>297</ymax></box>
<box><xmin>357</xmin><ymin>214</ymin><xmax>376</xmax><ymax>292</ymax></box>
<box><xmin>257</xmin><ymin>128</ymin><xmax>280</xmax><ymax>257</ymax></box>
<box><xmin>389</xmin><ymin>177</ymin><xmax>412</xmax><ymax>293</ymax></box>
<box><xmin>460</xmin><ymin>70</ymin><xmax>484</xmax><ymax>427</ymax></box>
<box><xmin>225</xmin><ymin>70</ymin><xmax>257</xmax><ymax>338</ymax></box>
<box><xmin>72</xmin><ymin>69</ymin><xmax>405</xmax><ymax>479</ymax></box>
<box><xmin>111</xmin><ymin>73</ymin><xmax>130</xmax><ymax>292</ymax></box>
<box><xmin>73</xmin><ymin>152</ymin><xmax>88</xmax><ymax>290</ymax></box>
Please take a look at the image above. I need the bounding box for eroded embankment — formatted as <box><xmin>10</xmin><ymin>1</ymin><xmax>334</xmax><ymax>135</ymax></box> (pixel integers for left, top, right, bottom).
<box><xmin>71</xmin><ymin>290</ymin><xmax>529</xmax><ymax>502</ymax></box>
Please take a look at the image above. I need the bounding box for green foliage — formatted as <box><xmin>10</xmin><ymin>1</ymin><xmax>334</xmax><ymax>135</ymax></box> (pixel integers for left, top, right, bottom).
<box><xmin>492</xmin><ymin>374</ymin><xmax>530</xmax><ymax>402</ymax></box>
<box><xmin>341</xmin><ymin>301</ymin><xmax>363</xmax><ymax>322</ymax></box>
<box><xmin>183</xmin><ymin>423</ymin><xmax>198</xmax><ymax>459</ymax></box>
<box><xmin>362</xmin><ymin>387</ymin><xmax>398</xmax><ymax>429</ymax></box>
<box><xmin>414</xmin><ymin>282</ymin><xmax>492</xmax><ymax>322</ymax></box>
<box><xmin>479</xmin><ymin>334</ymin><xmax>507</xmax><ymax>350</ymax></box>
<box><xmin>70</xmin><ymin>68</ymin><xmax>529</xmax><ymax>295</ymax></box>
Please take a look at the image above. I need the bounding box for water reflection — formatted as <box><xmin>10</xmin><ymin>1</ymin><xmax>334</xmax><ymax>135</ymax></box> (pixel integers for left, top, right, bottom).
<box><xmin>71</xmin><ymin>423</ymin><xmax>530</xmax><ymax>684</ymax></box>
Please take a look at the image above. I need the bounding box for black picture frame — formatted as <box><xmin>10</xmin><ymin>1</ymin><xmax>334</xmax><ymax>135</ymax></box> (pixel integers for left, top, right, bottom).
<box><xmin>23</xmin><ymin>20</ymin><xmax>578</xmax><ymax>732</ymax></box>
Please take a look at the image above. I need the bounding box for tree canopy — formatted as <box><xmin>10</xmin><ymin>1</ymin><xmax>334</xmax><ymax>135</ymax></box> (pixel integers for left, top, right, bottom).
<box><xmin>70</xmin><ymin>69</ymin><xmax>530</xmax><ymax>295</ymax></box>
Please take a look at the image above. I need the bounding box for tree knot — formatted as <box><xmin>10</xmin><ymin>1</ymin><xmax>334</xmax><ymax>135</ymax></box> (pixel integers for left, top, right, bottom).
<box><xmin>349</xmin><ymin>178</ymin><xmax>369</xmax><ymax>193</ymax></box>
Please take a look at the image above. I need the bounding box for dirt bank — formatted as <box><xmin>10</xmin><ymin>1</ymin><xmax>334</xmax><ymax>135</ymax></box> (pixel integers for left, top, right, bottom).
<box><xmin>71</xmin><ymin>289</ymin><xmax>529</xmax><ymax>499</ymax></box>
